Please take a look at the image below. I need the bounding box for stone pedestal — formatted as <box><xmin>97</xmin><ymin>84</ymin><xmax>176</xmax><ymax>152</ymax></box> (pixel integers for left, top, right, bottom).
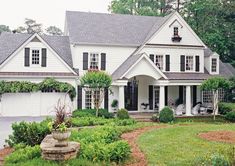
<box><xmin>40</xmin><ymin>135</ymin><xmax>80</xmax><ymax>161</ymax></box>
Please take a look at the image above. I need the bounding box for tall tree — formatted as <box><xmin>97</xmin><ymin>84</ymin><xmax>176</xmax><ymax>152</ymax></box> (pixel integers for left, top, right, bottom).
<box><xmin>45</xmin><ymin>26</ymin><xmax>63</xmax><ymax>36</ymax></box>
<box><xmin>0</xmin><ymin>25</ymin><xmax>11</xmax><ymax>34</ymax></box>
<box><xmin>183</xmin><ymin>0</ymin><xmax>235</xmax><ymax>63</ymax></box>
<box><xmin>108</xmin><ymin>0</ymin><xmax>183</xmax><ymax>16</ymax></box>
<box><xmin>14</xmin><ymin>18</ymin><xmax>43</xmax><ymax>34</ymax></box>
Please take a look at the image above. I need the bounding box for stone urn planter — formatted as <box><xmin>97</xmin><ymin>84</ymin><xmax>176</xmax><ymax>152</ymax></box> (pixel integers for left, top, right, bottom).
<box><xmin>52</xmin><ymin>130</ymin><xmax>71</xmax><ymax>147</ymax></box>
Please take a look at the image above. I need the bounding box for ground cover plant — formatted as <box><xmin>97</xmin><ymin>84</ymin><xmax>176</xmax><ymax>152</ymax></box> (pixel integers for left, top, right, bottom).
<box><xmin>4</xmin><ymin>116</ymin><xmax>147</xmax><ymax>166</ymax></box>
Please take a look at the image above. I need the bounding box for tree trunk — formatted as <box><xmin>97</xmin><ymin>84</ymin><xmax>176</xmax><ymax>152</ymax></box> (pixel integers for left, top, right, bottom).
<box><xmin>212</xmin><ymin>90</ymin><xmax>219</xmax><ymax>121</ymax></box>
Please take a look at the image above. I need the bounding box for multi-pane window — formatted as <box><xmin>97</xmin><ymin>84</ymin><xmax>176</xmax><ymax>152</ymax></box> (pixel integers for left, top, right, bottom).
<box><xmin>85</xmin><ymin>90</ymin><xmax>100</xmax><ymax>109</ymax></box>
<box><xmin>174</xmin><ymin>27</ymin><xmax>179</xmax><ymax>36</ymax></box>
<box><xmin>186</xmin><ymin>56</ymin><xmax>194</xmax><ymax>71</ymax></box>
<box><xmin>211</xmin><ymin>58</ymin><xmax>217</xmax><ymax>72</ymax></box>
<box><xmin>155</xmin><ymin>55</ymin><xmax>164</xmax><ymax>70</ymax></box>
<box><xmin>85</xmin><ymin>90</ymin><xmax>92</xmax><ymax>109</ymax></box>
<box><xmin>90</xmin><ymin>53</ymin><xmax>99</xmax><ymax>69</ymax></box>
<box><xmin>202</xmin><ymin>89</ymin><xmax>227</xmax><ymax>103</ymax></box>
<box><xmin>32</xmin><ymin>49</ymin><xmax>40</xmax><ymax>65</ymax></box>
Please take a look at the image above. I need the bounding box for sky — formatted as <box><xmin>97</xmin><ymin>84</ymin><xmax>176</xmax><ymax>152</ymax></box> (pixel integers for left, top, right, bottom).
<box><xmin>0</xmin><ymin>0</ymin><xmax>111</xmax><ymax>31</ymax></box>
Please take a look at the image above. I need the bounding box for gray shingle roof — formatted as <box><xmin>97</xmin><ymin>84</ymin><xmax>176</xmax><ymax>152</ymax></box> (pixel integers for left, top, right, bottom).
<box><xmin>219</xmin><ymin>60</ymin><xmax>235</xmax><ymax>78</ymax></box>
<box><xmin>66</xmin><ymin>11</ymin><xmax>168</xmax><ymax>46</ymax></box>
<box><xmin>0</xmin><ymin>33</ymin><xmax>32</xmax><ymax>65</ymax></box>
<box><xmin>0</xmin><ymin>33</ymin><xmax>74</xmax><ymax>70</ymax></box>
<box><xmin>204</xmin><ymin>48</ymin><xmax>213</xmax><ymax>57</ymax></box>
<box><xmin>112</xmin><ymin>53</ymin><xmax>145</xmax><ymax>80</ymax></box>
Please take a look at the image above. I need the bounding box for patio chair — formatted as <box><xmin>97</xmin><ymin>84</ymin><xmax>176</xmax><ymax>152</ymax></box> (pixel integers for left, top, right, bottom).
<box><xmin>191</xmin><ymin>103</ymin><xmax>201</xmax><ymax>115</ymax></box>
<box><xmin>175</xmin><ymin>104</ymin><xmax>185</xmax><ymax>116</ymax></box>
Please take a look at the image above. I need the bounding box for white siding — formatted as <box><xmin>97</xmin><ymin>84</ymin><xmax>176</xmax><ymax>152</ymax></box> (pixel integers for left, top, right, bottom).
<box><xmin>148</xmin><ymin>14</ymin><xmax>204</xmax><ymax>46</ymax></box>
<box><xmin>0</xmin><ymin>41</ymin><xmax>72</xmax><ymax>73</ymax></box>
<box><xmin>71</xmin><ymin>45</ymin><xmax>136</xmax><ymax>76</ymax></box>
<box><xmin>141</xmin><ymin>46</ymin><xmax>204</xmax><ymax>73</ymax></box>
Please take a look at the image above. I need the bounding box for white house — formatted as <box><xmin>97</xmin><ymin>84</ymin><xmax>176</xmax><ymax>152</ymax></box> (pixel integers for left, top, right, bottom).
<box><xmin>0</xmin><ymin>11</ymin><xmax>234</xmax><ymax>116</ymax></box>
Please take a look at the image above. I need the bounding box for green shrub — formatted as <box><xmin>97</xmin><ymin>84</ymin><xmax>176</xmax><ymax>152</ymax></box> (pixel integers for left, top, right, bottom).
<box><xmin>151</xmin><ymin>114</ymin><xmax>159</xmax><ymax>122</ymax></box>
<box><xmin>72</xmin><ymin>109</ymin><xmax>114</xmax><ymax>119</ymax></box>
<box><xmin>114</xmin><ymin>119</ymin><xmax>136</xmax><ymax>126</ymax></box>
<box><xmin>108</xmin><ymin>140</ymin><xmax>131</xmax><ymax>163</ymax></box>
<box><xmin>5</xmin><ymin>145</ymin><xmax>41</xmax><ymax>164</ymax></box>
<box><xmin>116</xmin><ymin>109</ymin><xmax>129</xmax><ymax>119</ymax></box>
<box><xmin>71</xmin><ymin>117</ymin><xmax>110</xmax><ymax>127</ymax></box>
<box><xmin>219</xmin><ymin>102</ymin><xmax>235</xmax><ymax>115</ymax></box>
<box><xmin>225</xmin><ymin>111</ymin><xmax>235</xmax><ymax>122</ymax></box>
<box><xmin>6</xmin><ymin>119</ymin><xmax>51</xmax><ymax>147</ymax></box>
<box><xmin>159</xmin><ymin>107</ymin><xmax>174</xmax><ymax>123</ymax></box>
<box><xmin>111</xmin><ymin>99</ymin><xmax>118</xmax><ymax>108</ymax></box>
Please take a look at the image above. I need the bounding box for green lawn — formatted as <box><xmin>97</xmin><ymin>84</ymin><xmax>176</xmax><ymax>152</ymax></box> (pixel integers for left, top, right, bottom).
<box><xmin>137</xmin><ymin>123</ymin><xmax>235</xmax><ymax>166</ymax></box>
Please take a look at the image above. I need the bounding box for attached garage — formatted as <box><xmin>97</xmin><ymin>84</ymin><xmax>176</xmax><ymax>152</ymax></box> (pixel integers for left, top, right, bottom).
<box><xmin>0</xmin><ymin>92</ymin><xmax>73</xmax><ymax>117</ymax></box>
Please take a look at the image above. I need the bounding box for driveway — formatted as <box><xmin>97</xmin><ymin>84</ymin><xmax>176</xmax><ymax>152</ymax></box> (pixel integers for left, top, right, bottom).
<box><xmin>0</xmin><ymin>117</ymin><xmax>45</xmax><ymax>148</ymax></box>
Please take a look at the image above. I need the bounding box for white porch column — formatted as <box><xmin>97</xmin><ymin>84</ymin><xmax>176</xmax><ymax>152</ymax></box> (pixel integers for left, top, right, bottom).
<box><xmin>186</xmin><ymin>85</ymin><xmax>192</xmax><ymax>116</ymax></box>
<box><xmin>159</xmin><ymin>86</ymin><xmax>165</xmax><ymax>111</ymax></box>
<box><xmin>118</xmin><ymin>86</ymin><xmax>125</xmax><ymax>109</ymax></box>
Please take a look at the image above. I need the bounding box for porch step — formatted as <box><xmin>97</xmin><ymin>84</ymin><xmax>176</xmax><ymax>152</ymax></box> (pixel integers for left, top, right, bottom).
<box><xmin>129</xmin><ymin>112</ymin><xmax>154</xmax><ymax>122</ymax></box>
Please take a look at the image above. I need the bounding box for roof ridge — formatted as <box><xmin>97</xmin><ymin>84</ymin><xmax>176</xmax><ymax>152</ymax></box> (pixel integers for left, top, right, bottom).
<box><xmin>66</xmin><ymin>10</ymin><xmax>165</xmax><ymax>19</ymax></box>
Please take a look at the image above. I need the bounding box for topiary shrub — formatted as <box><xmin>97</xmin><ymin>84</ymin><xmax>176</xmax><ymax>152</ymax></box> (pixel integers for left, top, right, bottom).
<box><xmin>219</xmin><ymin>102</ymin><xmax>235</xmax><ymax>115</ymax></box>
<box><xmin>116</xmin><ymin>109</ymin><xmax>129</xmax><ymax>119</ymax></box>
<box><xmin>225</xmin><ymin>111</ymin><xmax>235</xmax><ymax>122</ymax></box>
<box><xmin>159</xmin><ymin>107</ymin><xmax>174</xmax><ymax>123</ymax></box>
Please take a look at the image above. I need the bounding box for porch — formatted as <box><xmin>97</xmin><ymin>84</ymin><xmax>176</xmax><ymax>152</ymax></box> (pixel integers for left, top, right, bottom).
<box><xmin>110</xmin><ymin>75</ymin><xmax>211</xmax><ymax>116</ymax></box>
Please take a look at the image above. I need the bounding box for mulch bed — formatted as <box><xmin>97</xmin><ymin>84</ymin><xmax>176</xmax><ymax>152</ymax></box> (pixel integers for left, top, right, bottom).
<box><xmin>121</xmin><ymin>126</ymin><xmax>166</xmax><ymax>166</ymax></box>
<box><xmin>0</xmin><ymin>147</ymin><xmax>13</xmax><ymax>165</ymax></box>
<box><xmin>199</xmin><ymin>131</ymin><xmax>235</xmax><ymax>144</ymax></box>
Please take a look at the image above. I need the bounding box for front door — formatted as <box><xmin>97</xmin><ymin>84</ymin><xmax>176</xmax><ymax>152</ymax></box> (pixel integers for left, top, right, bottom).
<box><xmin>153</xmin><ymin>86</ymin><xmax>160</xmax><ymax>111</ymax></box>
<box><xmin>124</xmin><ymin>82</ymin><xmax>138</xmax><ymax>111</ymax></box>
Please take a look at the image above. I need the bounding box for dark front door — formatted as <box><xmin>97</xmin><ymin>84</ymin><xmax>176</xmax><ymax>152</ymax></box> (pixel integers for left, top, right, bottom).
<box><xmin>124</xmin><ymin>82</ymin><xmax>138</xmax><ymax>110</ymax></box>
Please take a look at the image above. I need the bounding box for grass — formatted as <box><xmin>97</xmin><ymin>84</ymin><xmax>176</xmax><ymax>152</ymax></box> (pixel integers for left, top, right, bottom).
<box><xmin>175</xmin><ymin>115</ymin><xmax>227</xmax><ymax>123</ymax></box>
<box><xmin>137</xmin><ymin>122</ymin><xmax>235</xmax><ymax>166</ymax></box>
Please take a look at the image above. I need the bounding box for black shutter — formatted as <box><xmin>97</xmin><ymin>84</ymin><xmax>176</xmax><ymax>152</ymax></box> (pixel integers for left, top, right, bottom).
<box><xmin>193</xmin><ymin>86</ymin><xmax>197</xmax><ymax>107</ymax></box>
<box><xmin>83</xmin><ymin>52</ymin><xmax>88</xmax><ymax>70</ymax></box>
<box><xmin>165</xmin><ymin>86</ymin><xmax>168</xmax><ymax>106</ymax></box>
<box><xmin>41</xmin><ymin>48</ymin><xmax>47</xmax><ymax>67</ymax></box>
<box><xmin>179</xmin><ymin>86</ymin><xmax>184</xmax><ymax>104</ymax></box>
<box><xmin>77</xmin><ymin>86</ymin><xmax>82</xmax><ymax>109</ymax></box>
<box><xmin>104</xmin><ymin>88</ymin><xmax>109</xmax><ymax>110</ymax></box>
<box><xmin>101</xmin><ymin>53</ymin><xmax>106</xmax><ymax>70</ymax></box>
<box><xmin>24</xmin><ymin>48</ymin><xmax>30</xmax><ymax>67</ymax></box>
<box><xmin>149</xmin><ymin>85</ymin><xmax>153</xmax><ymax>110</ymax></box>
<box><xmin>150</xmin><ymin>54</ymin><xmax>154</xmax><ymax>62</ymax></box>
<box><xmin>180</xmin><ymin>55</ymin><xmax>185</xmax><ymax>71</ymax></box>
<box><xmin>165</xmin><ymin>55</ymin><xmax>170</xmax><ymax>71</ymax></box>
<box><xmin>195</xmin><ymin>56</ymin><xmax>200</xmax><ymax>72</ymax></box>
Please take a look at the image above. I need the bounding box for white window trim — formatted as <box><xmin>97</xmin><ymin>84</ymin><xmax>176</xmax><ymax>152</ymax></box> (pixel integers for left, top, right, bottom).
<box><xmin>185</xmin><ymin>55</ymin><xmax>194</xmax><ymax>72</ymax></box>
<box><xmin>152</xmin><ymin>54</ymin><xmax>165</xmax><ymax>71</ymax></box>
<box><xmin>30</xmin><ymin>48</ymin><xmax>41</xmax><ymax>67</ymax></box>
<box><xmin>211</xmin><ymin>58</ymin><xmax>217</xmax><ymax>73</ymax></box>
<box><xmin>88</xmin><ymin>52</ymin><xmax>101</xmax><ymax>70</ymax></box>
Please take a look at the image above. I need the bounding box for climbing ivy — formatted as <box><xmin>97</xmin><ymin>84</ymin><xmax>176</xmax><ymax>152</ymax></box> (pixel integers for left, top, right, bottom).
<box><xmin>0</xmin><ymin>78</ymin><xmax>76</xmax><ymax>101</ymax></box>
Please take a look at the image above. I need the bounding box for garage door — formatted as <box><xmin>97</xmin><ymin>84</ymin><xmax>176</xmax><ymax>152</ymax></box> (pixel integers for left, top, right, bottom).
<box><xmin>0</xmin><ymin>92</ymin><xmax>72</xmax><ymax>117</ymax></box>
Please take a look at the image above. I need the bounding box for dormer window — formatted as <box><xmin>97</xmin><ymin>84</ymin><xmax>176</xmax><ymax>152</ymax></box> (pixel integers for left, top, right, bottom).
<box><xmin>31</xmin><ymin>49</ymin><xmax>40</xmax><ymax>65</ymax></box>
<box><xmin>211</xmin><ymin>58</ymin><xmax>217</xmax><ymax>72</ymax></box>
<box><xmin>186</xmin><ymin>56</ymin><xmax>194</xmax><ymax>71</ymax></box>
<box><xmin>174</xmin><ymin>27</ymin><xmax>179</xmax><ymax>36</ymax></box>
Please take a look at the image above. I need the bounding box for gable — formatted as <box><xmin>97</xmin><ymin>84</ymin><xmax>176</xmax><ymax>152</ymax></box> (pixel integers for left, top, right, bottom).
<box><xmin>0</xmin><ymin>35</ymin><xmax>73</xmax><ymax>73</ymax></box>
<box><xmin>147</xmin><ymin>12</ymin><xmax>205</xmax><ymax>46</ymax></box>
<box><xmin>121</xmin><ymin>54</ymin><xmax>166</xmax><ymax>80</ymax></box>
